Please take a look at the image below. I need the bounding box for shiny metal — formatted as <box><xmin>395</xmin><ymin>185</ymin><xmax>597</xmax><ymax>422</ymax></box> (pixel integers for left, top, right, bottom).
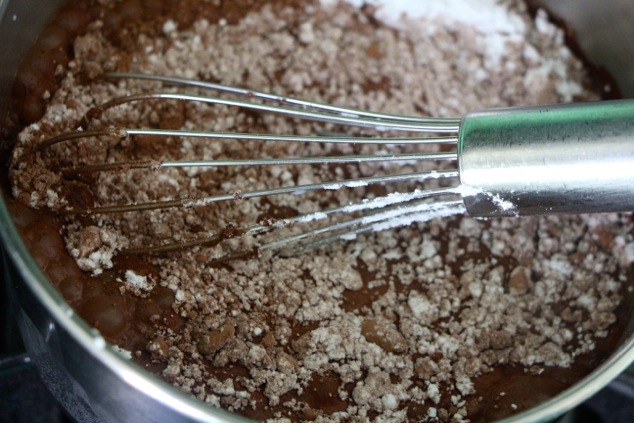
<box><xmin>41</xmin><ymin>71</ymin><xmax>463</xmax><ymax>253</ymax></box>
<box><xmin>55</xmin><ymin>71</ymin><xmax>634</xmax><ymax>222</ymax></box>
<box><xmin>0</xmin><ymin>2</ymin><xmax>633</xmax><ymax>423</ymax></box>
<box><xmin>105</xmin><ymin>72</ymin><xmax>463</xmax><ymax>130</ymax></box>
<box><xmin>539</xmin><ymin>0</ymin><xmax>634</xmax><ymax>96</ymax></box>
<box><xmin>0</xmin><ymin>0</ymin><xmax>62</xmax><ymax>117</ymax></box>
<box><xmin>459</xmin><ymin>99</ymin><xmax>634</xmax><ymax>216</ymax></box>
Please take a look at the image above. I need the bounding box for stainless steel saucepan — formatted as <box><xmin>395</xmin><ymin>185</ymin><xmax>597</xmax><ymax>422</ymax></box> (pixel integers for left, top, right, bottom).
<box><xmin>0</xmin><ymin>0</ymin><xmax>632</xmax><ymax>422</ymax></box>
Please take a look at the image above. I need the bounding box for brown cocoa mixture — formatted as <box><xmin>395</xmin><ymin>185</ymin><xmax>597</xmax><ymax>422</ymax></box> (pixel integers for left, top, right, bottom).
<box><xmin>5</xmin><ymin>0</ymin><xmax>634</xmax><ymax>422</ymax></box>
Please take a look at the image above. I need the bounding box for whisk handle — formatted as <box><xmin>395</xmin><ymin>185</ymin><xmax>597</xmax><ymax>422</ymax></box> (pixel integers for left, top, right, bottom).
<box><xmin>458</xmin><ymin>99</ymin><xmax>634</xmax><ymax>217</ymax></box>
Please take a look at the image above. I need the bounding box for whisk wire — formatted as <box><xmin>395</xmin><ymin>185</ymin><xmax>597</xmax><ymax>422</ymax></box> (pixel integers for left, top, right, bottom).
<box><xmin>80</xmin><ymin>91</ymin><xmax>460</xmax><ymax>133</ymax></box>
<box><xmin>273</xmin><ymin>199</ymin><xmax>465</xmax><ymax>255</ymax></box>
<box><xmin>34</xmin><ymin>72</ymin><xmax>464</xmax><ymax>259</ymax></box>
<box><xmin>124</xmin><ymin>187</ymin><xmax>462</xmax><ymax>255</ymax></box>
<box><xmin>40</xmin><ymin>128</ymin><xmax>458</xmax><ymax>150</ymax></box>
<box><xmin>106</xmin><ymin>72</ymin><xmax>462</xmax><ymax>129</ymax></box>
<box><xmin>62</xmin><ymin>170</ymin><xmax>459</xmax><ymax>215</ymax></box>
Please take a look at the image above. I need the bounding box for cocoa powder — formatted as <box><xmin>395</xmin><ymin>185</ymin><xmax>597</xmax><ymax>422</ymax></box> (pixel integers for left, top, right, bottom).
<box><xmin>8</xmin><ymin>1</ymin><xmax>633</xmax><ymax>422</ymax></box>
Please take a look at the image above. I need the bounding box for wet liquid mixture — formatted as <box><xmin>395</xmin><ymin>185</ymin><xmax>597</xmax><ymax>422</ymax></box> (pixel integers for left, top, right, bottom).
<box><xmin>4</xmin><ymin>0</ymin><xmax>634</xmax><ymax>421</ymax></box>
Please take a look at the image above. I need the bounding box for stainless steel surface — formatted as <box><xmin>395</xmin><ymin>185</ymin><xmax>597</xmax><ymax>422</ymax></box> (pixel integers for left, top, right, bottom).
<box><xmin>538</xmin><ymin>0</ymin><xmax>634</xmax><ymax>97</ymax></box>
<box><xmin>0</xmin><ymin>1</ymin><xmax>633</xmax><ymax>423</ymax></box>
<box><xmin>459</xmin><ymin>99</ymin><xmax>634</xmax><ymax>217</ymax></box>
<box><xmin>0</xmin><ymin>0</ymin><xmax>62</xmax><ymax>119</ymax></box>
<box><xmin>2</xmin><ymin>250</ymin><xmax>246</xmax><ymax>423</ymax></box>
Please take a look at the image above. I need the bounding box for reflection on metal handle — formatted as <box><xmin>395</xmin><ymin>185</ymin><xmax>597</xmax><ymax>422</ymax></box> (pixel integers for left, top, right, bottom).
<box><xmin>0</xmin><ymin>352</ymin><xmax>31</xmax><ymax>373</ymax></box>
<box><xmin>458</xmin><ymin>99</ymin><xmax>634</xmax><ymax>217</ymax></box>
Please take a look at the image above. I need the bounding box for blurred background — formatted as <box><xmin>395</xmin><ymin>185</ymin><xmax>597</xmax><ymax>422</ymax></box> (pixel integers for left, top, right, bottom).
<box><xmin>540</xmin><ymin>0</ymin><xmax>634</xmax><ymax>96</ymax></box>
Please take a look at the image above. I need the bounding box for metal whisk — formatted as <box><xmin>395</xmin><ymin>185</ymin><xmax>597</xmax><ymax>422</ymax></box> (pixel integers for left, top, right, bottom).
<box><xmin>35</xmin><ymin>73</ymin><xmax>634</xmax><ymax>257</ymax></box>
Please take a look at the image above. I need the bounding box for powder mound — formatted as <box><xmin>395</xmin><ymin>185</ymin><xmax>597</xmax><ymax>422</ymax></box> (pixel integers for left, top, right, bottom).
<box><xmin>68</xmin><ymin>225</ymin><xmax>127</xmax><ymax>275</ymax></box>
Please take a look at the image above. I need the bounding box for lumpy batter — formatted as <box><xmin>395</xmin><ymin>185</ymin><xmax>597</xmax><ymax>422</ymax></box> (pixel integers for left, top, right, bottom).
<box><xmin>5</xmin><ymin>0</ymin><xmax>634</xmax><ymax>421</ymax></box>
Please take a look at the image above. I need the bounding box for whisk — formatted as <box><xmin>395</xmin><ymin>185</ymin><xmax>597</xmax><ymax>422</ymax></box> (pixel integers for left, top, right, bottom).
<box><xmin>35</xmin><ymin>72</ymin><xmax>634</xmax><ymax>258</ymax></box>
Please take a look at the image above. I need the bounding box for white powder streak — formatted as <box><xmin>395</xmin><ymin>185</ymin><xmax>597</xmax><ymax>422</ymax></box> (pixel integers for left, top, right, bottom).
<box><xmin>124</xmin><ymin>270</ymin><xmax>153</xmax><ymax>291</ymax></box>
<box><xmin>343</xmin><ymin>189</ymin><xmax>455</xmax><ymax>214</ymax></box>
<box><xmin>296</xmin><ymin>211</ymin><xmax>329</xmax><ymax>223</ymax></box>
<box><xmin>323</xmin><ymin>180</ymin><xmax>369</xmax><ymax>190</ymax></box>
<box><xmin>322</xmin><ymin>0</ymin><xmax>524</xmax><ymax>34</ymax></box>
<box><xmin>368</xmin><ymin>202</ymin><xmax>465</xmax><ymax>232</ymax></box>
<box><xmin>453</xmin><ymin>184</ymin><xmax>483</xmax><ymax>198</ymax></box>
<box><xmin>321</xmin><ymin>0</ymin><xmax>527</xmax><ymax>65</ymax></box>
<box><xmin>489</xmin><ymin>193</ymin><xmax>517</xmax><ymax>213</ymax></box>
<box><xmin>453</xmin><ymin>184</ymin><xmax>518</xmax><ymax>215</ymax></box>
